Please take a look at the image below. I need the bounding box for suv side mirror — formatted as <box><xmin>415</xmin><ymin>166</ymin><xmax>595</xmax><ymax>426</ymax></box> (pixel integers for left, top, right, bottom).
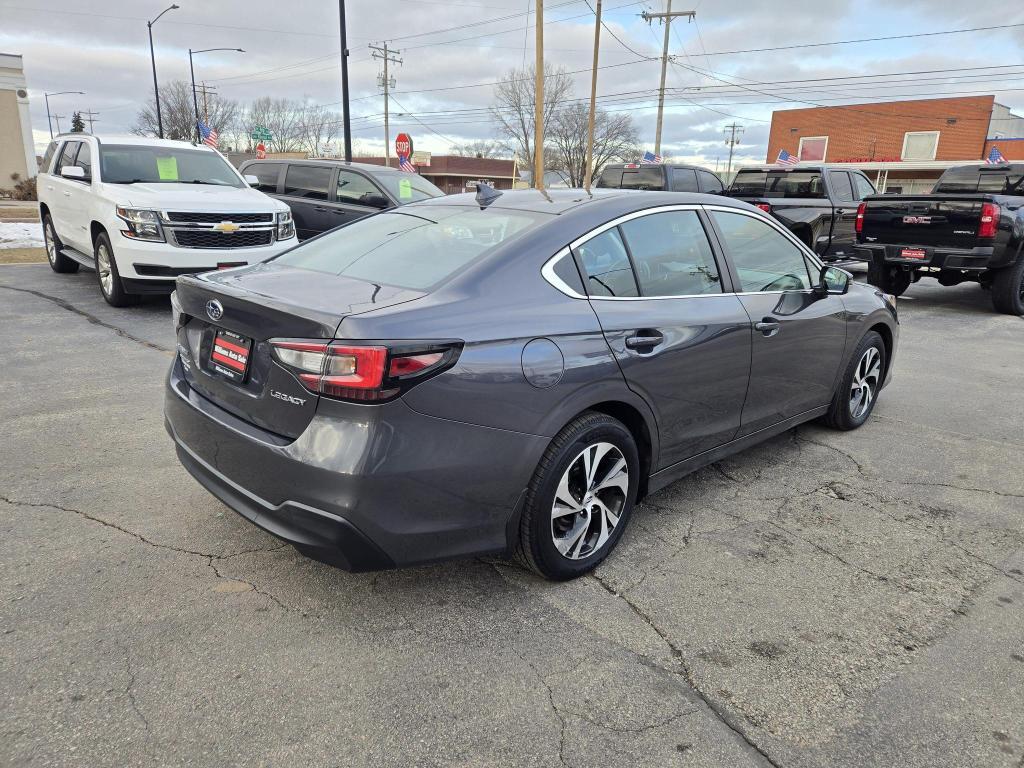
<box><xmin>243</xmin><ymin>174</ymin><xmax>259</xmax><ymax>187</ymax></box>
<box><xmin>818</xmin><ymin>265</ymin><xmax>851</xmax><ymax>295</ymax></box>
<box><xmin>61</xmin><ymin>165</ymin><xmax>86</xmax><ymax>180</ymax></box>
<box><xmin>363</xmin><ymin>193</ymin><xmax>390</xmax><ymax>209</ymax></box>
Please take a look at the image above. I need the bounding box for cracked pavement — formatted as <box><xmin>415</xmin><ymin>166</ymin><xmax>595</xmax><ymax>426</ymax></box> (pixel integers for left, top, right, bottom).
<box><xmin>1</xmin><ymin>263</ymin><xmax>1023</xmax><ymax>767</ymax></box>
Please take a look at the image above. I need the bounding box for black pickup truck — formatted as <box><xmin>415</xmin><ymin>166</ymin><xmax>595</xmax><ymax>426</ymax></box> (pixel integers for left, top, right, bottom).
<box><xmin>727</xmin><ymin>165</ymin><xmax>878</xmax><ymax>261</ymax></box>
<box><xmin>857</xmin><ymin>164</ymin><xmax>1024</xmax><ymax>315</ymax></box>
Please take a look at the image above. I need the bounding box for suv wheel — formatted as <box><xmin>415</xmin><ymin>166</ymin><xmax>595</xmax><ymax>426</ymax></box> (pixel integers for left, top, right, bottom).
<box><xmin>94</xmin><ymin>231</ymin><xmax>135</xmax><ymax>307</ymax></box>
<box><xmin>867</xmin><ymin>262</ymin><xmax>911</xmax><ymax>297</ymax></box>
<box><xmin>824</xmin><ymin>331</ymin><xmax>886</xmax><ymax>430</ymax></box>
<box><xmin>515</xmin><ymin>412</ymin><xmax>639</xmax><ymax>580</ymax></box>
<box><xmin>991</xmin><ymin>259</ymin><xmax>1024</xmax><ymax>315</ymax></box>
<box><xmin>43</xmin><ymin>214</ymin><xmax>79</xmax><ymax>273</ymax></box>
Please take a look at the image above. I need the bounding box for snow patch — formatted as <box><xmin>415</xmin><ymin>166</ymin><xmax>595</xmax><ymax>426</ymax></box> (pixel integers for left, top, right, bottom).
<box><xmin>0</xmin><ymin>222</ymin><xmax>44</xmax><ymax>249</ymax></box>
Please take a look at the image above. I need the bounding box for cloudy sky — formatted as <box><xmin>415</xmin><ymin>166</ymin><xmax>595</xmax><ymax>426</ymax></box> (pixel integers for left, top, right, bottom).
<box><xmin>3</xmin><ymin>0</ymin><xmax>1024</xmax><ymax>167</ymax></box>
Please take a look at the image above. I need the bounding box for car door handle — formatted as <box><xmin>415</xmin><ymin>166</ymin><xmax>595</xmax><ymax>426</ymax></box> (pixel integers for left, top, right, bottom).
<box><xmin>754</xmin><ymin>320</ymin><xmax>781</xmax><ymax>337</ymax></box>
<box><xmin>63</xmin><ymin>191</ymin><xmax>71</xmax><ymax>197</ymax></box>
<box><xmin>625</xmin><ymin>331</ymin><xmax>664</xmax><ymax>351</ymax></box>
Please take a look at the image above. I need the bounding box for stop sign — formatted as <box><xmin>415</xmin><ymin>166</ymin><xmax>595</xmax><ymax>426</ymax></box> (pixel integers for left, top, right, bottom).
<box><xmin>255</xmin><ymin>142</ymin><xmax>266</xmax><ymax>160</ymax></box>
<box><xmin>395</xmin><ymin>133</ymin><xmax>413</xmax><ymax>158</ymax></box>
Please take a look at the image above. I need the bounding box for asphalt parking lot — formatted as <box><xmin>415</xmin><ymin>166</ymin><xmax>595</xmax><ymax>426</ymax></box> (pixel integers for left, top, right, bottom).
<box><xmin>1</xmin><ymin>262</ymin><xmax>1022</xmax><ymax>768</ymax></box>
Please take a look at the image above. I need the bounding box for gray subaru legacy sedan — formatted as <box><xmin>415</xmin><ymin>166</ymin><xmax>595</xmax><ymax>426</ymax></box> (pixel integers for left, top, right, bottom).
<box><xmin>165</xmin><ymin>188</ymin><xmax>899</xmax><ymax>580</ymax></box>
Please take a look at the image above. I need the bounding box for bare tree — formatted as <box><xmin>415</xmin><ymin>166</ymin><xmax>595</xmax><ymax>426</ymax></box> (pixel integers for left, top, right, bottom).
<box><xmin>134</xmin><ymin>80</ymin><xmax>237</xmax><ymax>141</ymax></box>
<box><xmin>243</xmin><ymin>97</ymin><xmax>304</xmax><ymax>153</ymax></box>
<box><xmin>450</xmin><ymin>139</ymin><xmax>507</xmax><ymax>159</ymax></box>
<box><xmin>490</xmin><ymin>64</ymin><xmax>572</xmax><ymax>173</ymax></box>
<box><xmin>297</xmin><ymin>105</ymin><xmax>339</xmax><ymax>157</ymax></box>
<box><xmin>549</xmin><ymin>102</ymin><xmax>640</xmax><ymax>187</ymax></box>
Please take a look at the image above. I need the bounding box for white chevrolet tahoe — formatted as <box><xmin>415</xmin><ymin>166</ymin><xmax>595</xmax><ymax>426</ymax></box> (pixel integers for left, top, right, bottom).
<box><xmin>37</xmin><ymin>134</ymin><xmax>295</xmax><ymax>306</ymax></box>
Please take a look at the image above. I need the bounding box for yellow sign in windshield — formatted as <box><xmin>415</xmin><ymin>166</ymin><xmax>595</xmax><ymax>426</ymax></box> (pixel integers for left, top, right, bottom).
<box><xmin>156</xmin><ymin>156</ymin><xmax>179</xmax><ymax>181</ymax></box>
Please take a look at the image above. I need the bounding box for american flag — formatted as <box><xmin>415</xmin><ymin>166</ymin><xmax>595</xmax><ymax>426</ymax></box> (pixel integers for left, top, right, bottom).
<box><xmin>641</xmin><ymin>151</ymin><xmax>662</xmax><ymax>164</ymax></box>
<box><xmin>399</xmin><ymin>155</ymin><xmax>416</xmax><ymax>173</ymax></box>
<box><xmin>985</xmin><ymin>145</ymin><xmax>1007</xmax><ymax>165</ymax></box>
<box><xmin>198</xmin><ymin>120</ymin><xmax>219</xmax><ymax>148</ymax></box>
<box><xmin>775</xmin><ymin>149</ymin><xmax>799</xmax><ymax>166</ymax></box>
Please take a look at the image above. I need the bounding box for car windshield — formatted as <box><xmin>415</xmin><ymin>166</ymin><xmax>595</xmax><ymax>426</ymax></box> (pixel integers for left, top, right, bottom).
<box><xmin>374</xmin><ymin>172</ymin><xmax>445</xmax><ymax>203</ymax></box>
<box><xmin>932</xmin><ymin>166</ymin><xmax>1024</xmax><ymax>194</ymax></box>
<box><xmin>273</xmin><ymin>205</ymin><xmax>548</xmax><ymax>290</ymax></box>
<box><xmin>99</xmin><ymin>144</ymin><xmax>244</xmax><ymax>187</ymax></box>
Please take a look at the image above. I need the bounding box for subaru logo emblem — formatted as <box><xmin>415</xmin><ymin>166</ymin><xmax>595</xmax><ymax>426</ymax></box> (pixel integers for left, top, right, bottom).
<box><xmin>206</xmin><ymin>299</ymin><xmax>224</xmax><ymax>321</ymax></box>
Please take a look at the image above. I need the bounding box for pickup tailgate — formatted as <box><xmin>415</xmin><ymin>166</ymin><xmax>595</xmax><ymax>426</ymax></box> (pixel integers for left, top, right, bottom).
<box><xmin>860</xmin><ymin>194</ymin><xmax>990</xmax><ymax>249</ymax></box>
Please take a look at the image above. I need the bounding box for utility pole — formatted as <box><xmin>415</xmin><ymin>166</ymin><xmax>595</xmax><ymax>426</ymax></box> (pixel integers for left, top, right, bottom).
<box><xmin>642</xmin><ymin>3</ymin><xmax>695</xmax><ymax>157</ymax></box>
<box><xmin>723</xmin><ymin>122</ymin><xmax>743</xmax><ymax>177</ymax></box>
<box><xmin>370</xmin><ymin>42</ymin><xmax>402</xmax><ymax>168</ymax></box>
<box><xmin>83</xmin><ymin>109</ymin><xmax>100</xmax><ymax>133</ymax></box>
<box><xmin>583</xmin><ymin>0</ymin><xmax>602</xmax><ymax>191</ymax></box>
<box><xmin>197</xmin><ymin>82</ymin><xmax>217</xmax><ymax>122</ymax></box>
<box><xmin>338</xmin><ymin>0</ymin><xmax>353</xmax><ymax>161</ymax></box>
<box><xmin>52</xmin><ymin>114</ymin><xmax>66</xmax><ymax>134</ymax></box>
<box><xmin>533</xmin><ymin>0</ymin><xmax>544</xmax><ymax>189</ymax></box>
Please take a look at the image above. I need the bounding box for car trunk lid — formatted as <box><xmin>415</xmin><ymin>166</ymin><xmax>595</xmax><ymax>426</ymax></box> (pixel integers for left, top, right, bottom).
<box><xmin>173</xmin><ymin>263</ymin><xmax>425</xmax><ymax>438</ymax></box>
<box><xmin>860</xmin><ymin>194</ymin><xmax>991</xmax><ymax>249</ymax></box>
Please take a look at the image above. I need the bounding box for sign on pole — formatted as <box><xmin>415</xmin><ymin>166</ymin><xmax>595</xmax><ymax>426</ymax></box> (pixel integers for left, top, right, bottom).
<box><xmin>251</xmin><ymin>125</ymin><xmax>273</xmax><ymax>142</ymax></box>
<box><xmin>411</xmin><ymin>150</ymin><xmax>431</xmax><ymax>167</ymax></box>
<box><xmin>395</xmin><ymin>133</ymin><xmax>413</xmax><ymax>159</ymax></box>
<box><xmin>255</xmin><ymin>142</ymin><xmax>267</xmax><ymax>160</ymax></box>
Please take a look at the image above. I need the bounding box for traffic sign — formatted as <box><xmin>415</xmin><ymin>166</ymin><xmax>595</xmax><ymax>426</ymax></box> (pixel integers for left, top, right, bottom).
<box><xmin>255</xmin><ymin>142</ymin><xmax>267</xmax><ymax>160</ymax></box>
<box><xmin>395</xmin><ymin>133</ymin><xmax>413</xmax><ymax>158</ymax></box>
<box><xmin>251</xmin><ymin>126</ymin><xmax>273</xmax><ymax>142</ymax></box>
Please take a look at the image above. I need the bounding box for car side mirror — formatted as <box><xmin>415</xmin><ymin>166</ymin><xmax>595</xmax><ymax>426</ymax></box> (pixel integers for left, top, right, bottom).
<box><xmin>363</xmin><ymin>193</ymin><xmax>390</xmax><ymax>209</ymax></box>
<box><xmin>244</xmin><ymin>174</ymin><xmax>259</xmax><ymax>187</ymax></box>
<box><xmin>61</xmin><ymin>165</ymin><xmax>86</xmax><ymax>180</ymax></box>
<box><xmin>818</xmin><ymin>265</ymin><xmax>851</xmax><ymax>296</ymax></box>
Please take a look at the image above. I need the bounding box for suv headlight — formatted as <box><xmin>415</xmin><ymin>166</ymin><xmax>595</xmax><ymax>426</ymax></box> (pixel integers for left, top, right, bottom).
<box><xmin>116</xmin><ymin>207</ymin><xmax>164</xmax><ymax>242</ymax></box>
<box><xmin>276</xmin><ymin>210</ymin><xmax>295</xmax><ymax>240</ymax></box>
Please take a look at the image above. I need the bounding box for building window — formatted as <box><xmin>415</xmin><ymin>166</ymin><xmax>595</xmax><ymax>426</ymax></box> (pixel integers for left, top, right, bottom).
<box><xmin>798</xmin><ymin>136</ymin><xmax>828</xmax><ymax>162</ymax></box>
<box><xmin>901</xmin><ymin>131</ymin><xmax>939</xmax><ymax>161</ymax></box>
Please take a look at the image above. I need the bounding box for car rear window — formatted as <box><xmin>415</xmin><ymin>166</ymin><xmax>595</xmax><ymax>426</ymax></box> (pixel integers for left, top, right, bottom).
<box><xmin>272</xmin><ymin>205</ymin><xmax>548</xmax><ymax>291</ymax></box>
<box><xmin>596</xmin><ymin>166</ymin><xmax>665</xmax><ymax>190</ymax></box>
<box><xmin>730</xmin><ymin>170</ymin><xmax>826</xmax><ymax>198</ymax></box>
<box><xmin>932</xmin><ymin>166</ymin><xmax>1024</xmax><ymax>194</ymax></box>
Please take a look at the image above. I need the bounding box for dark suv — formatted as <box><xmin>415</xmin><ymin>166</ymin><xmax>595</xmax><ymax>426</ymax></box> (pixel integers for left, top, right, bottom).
<box><xmin>597</xmin><ymin>163</ymin><xmax>725</xmax><ymax>193</ymax></box>
<box><xmin>239</xmin><ymin>159</ymin><xmax>445</xmax><ymax>240</ymax></box>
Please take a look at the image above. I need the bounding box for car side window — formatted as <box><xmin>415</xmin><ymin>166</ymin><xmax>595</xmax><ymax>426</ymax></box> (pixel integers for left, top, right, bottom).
<box><xmin>283</xmin><ymin>164</ymin><xmax>332</xmax><ymax>200</ymax></box>
<box><xmin>56</xmin><ymin>141</ymin><xmax>78</xmax><ymax>173</ymax></box>
<box><xmin>575</xmin><ymin>228</ymin><xmax>639</xmax><ymax>298</ymax></box>
<box><xmin>249</xmin><ymin>163</ymin><xmax>281</xmax><ymax>193</ymax></box>
<box><xmin>668</xmin><ymin>168</ymin><xmax>699</xmax><ymax>192</ymax></box>
<box><xmin>697</xmin><ymin>170</ymin><xmax>723</xmax><ymax>193</ymax></box>
<box><xmin>619</xmin><ymin>211</ymin><xmax>722</xmax><ymax>296</ymax></box>
<box><xmin>829</xmin><ymin>171</ymin><xmax>855</xmax><ymax>202</ymax></box>
<box><xmin>852</xmin><ymin>173</ymin><xmax>876</xmax><ymax>200</ymax></box>
<box><xmin>711</xmin><ymin>211</ymin><xmax>812</xmax><ymax>293</ymax></box>
<box><xmin>336</xmin><ymin>169</ymin><xmax>384</xmax><ymax>206</ymax></box>
<box><xmin>41</xmin><ymin>141</ymin><xmax>58</xmax><ymax>174</ymax></box>
<box><xmin>73</xmin><ymin>142</ymin><xmax>92</xmax><ymax>181</ymax></box>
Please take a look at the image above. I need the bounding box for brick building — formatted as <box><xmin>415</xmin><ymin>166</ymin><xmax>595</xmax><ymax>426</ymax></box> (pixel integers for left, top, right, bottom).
<box><xmin>766</xmin><ymin>95</ymin><xmax>1024</xmax><ymax>193</ymax></box>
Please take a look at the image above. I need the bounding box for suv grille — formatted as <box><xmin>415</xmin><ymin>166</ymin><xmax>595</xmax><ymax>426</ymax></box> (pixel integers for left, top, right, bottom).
<box><xmin>166</xmin><ymin>211</ymin><xmax>274</xmax><ymax>223</ymax></box>
<box><xmin>171</xmin><ymin>229</ymin><xmax>274</xmax><ymax>249</ymax></box>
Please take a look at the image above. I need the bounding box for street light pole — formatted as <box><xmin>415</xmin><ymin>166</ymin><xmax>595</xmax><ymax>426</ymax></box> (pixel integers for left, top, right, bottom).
<box><xmin>338</xmin><ymin>0</ymin><xmax>352</xmax><ymax>162</ymax></box>
<box><xmin>533</xmin><ymin>0</ymin><xmax>544</xmax><ymax>190</ymax></box>
<box><xmin>44</xmin><ymin>91</ymin><xmax>85</xmax><ymax>139</ymax></box>
<box><xmin>583</xmin><ymin>0</ymin><xmax>602</xmax><ymax>191</ymax></box>
<box><xmin>147</xmin><ymin>4</ymin><xmax>179</xmax><ymax>140</ymax></box>
<box><xmin>189</xmin><ymin>47</ymin><xmax>243</xmax><ymax>141</ymax></box>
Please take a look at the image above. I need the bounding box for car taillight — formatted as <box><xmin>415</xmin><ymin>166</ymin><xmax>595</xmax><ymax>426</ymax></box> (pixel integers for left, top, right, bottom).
<box><xmin>979</xmin><ymin>202</ymin><xmax>1000</xmax><ymax>238</ymax></box>
<box><xmin>270</xmin><ymin>340</ymin><xmax>458</xmax><ymax>402</ymax></box>
<box><xmin>855</xmin><ymin>202</ymin><xmax>866</xmax><ymax>234</ymax></box>
<box><xmin>754</xmin><ymin>203</ymin><xmax>771</xmax><ymax>213</ymax></box>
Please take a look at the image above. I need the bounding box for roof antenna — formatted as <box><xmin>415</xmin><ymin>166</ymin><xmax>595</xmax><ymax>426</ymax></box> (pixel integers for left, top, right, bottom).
<box><xmin>475</xmin><ymin>182</ymin><xmax>502</xmax><ymax>208</ymax></box>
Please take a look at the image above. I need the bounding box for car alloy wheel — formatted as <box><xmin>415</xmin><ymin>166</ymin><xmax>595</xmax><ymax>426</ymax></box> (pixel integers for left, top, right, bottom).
<box><xmin>849</xmin><ymin>346</ymin><xmax>881</xmax><ymax>420</ymax></box>
<box><xmin>551</xmin><ymin>441</ymin><xmax>628</xmax><ymax>560</ymax></box>
<box><xmin>44</xmin><ymin>221</ymin><xmax>57</xmax><ymax>266</ymax></box>
<box><xmin>96</xmin><ymin>241</ymin><xmax>114</xmax><ymax>297</ymax></box>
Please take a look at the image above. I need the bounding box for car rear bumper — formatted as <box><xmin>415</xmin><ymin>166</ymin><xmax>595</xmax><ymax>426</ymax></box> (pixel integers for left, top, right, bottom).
<box><xmin>164</xmin><ymin>357</ymin><xmax>546</xmax><ymax>570</ymax></box>
<box><xmin>856</xmin><ymin>243</ymin><xmax>996</xmax><ymax>271</ymax></box>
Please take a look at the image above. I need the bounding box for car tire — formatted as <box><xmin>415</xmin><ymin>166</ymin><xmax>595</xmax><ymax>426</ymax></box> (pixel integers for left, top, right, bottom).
<box><xmin>94</xmin><ymin>231</ymin><xmax>135</xmax><ymax>307</ymax></box>
<box><xmin>43</xmin><ymin>214</ymin><xmax>79</xmax><ymax>274</ymax></box>
<box><xmin>515</xmin><ymin>411</ymin><xmax>640</xmax><ymax>581</ymax></box>
<box><xmin>990</xmin><ymin>259</ymin><xmax>1024</xmax><ymax>315</ymax></box>
<box><xmin>823</xmin><ymin>331</ymin><xmax>886</xmax><ymax>431</ymax></box>
<box><xmin>867</xmin><ymin>262</ymin><xmax>911</xmax><ymax>297</ymax></box>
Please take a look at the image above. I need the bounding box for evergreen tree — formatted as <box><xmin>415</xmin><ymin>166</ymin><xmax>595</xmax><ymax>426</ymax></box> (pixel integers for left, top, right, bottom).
<box><xmin>71</xmin><ymin>111</ymin><xmax>86</xmax><ymax>133</ymax></box>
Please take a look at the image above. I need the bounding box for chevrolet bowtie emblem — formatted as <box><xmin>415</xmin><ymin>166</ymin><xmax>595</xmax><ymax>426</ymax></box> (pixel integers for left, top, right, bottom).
<box><xmin>213</xmin><ymin>221</ymin><xmax>240</xmax><ymax>233</ymax></box>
